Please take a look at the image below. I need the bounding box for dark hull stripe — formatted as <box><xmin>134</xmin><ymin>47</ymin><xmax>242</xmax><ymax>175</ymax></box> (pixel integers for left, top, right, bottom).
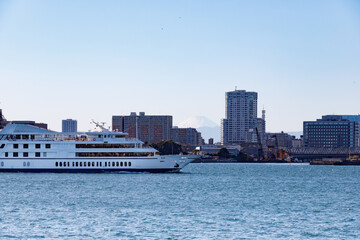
<box><xmin>0</xmin><ymin>168</ymin><xmax>181</xmax><ymax>173</ymax></box>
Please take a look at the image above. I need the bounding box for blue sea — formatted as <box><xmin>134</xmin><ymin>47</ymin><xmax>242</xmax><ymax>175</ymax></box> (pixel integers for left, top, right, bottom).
<box><xmin>0</xmin><ymin>163</ymin><xmax>359</xmax><ymax>239</ymax></box>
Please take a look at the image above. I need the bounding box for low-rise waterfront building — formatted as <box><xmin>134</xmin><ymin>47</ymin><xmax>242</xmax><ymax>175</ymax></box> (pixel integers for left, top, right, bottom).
<box><xmin>303</xmin><ymin>115</ymin><xmax>360</xmax><ymax>148</ymax></box>
<box><xmin>170</xmin><ymin>127</ymin><xmax>204</xmax><ymax>147</ymax></box>
<box><xmin>197</xmin><ymin>144</ymin><xmax>240</xmax><ymax>156</ymax></box>
<box><xmin>266</xmin><ymin>132</ymin><xmax>295</xmax><ymax>148</ymax></box>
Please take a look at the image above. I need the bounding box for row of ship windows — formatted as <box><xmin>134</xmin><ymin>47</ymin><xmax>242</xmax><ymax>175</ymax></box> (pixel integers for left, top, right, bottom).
<box><xmin>0</xmin><ymin>135</ymin><xmax>36</xmax><ymax>140</ymax></box>
<box><xmin>76</xmin><ymin>152</ymin><xmax>154</xmax><ymax>157</ymax></box>
<box><xmin>3</xmin><ymin>152</ymin><xmax>154</xmax><ymax>158</ymax></box>
<box><xmin>0</xmin><ymin>144</ymin><xmax>139</xmax><ymax>149</ymax></box>
<box><xmin>55</xmin><ymin>161</ymin><xmax>132</xmax><ymax>167</ymax></box>
<box><xmin>4</xmin><ymin>152</ymin><xmax>45</xmax><ymax>157</ymax></box>
<box><xmin>2</xmin><ymin>144</ymin><xmax>51</xmax><ymax>149</ymax></box>
<box><xmin>75</xmin><ymin>144</ymin><xmax>135</xmax><ymax>148</ymax></box>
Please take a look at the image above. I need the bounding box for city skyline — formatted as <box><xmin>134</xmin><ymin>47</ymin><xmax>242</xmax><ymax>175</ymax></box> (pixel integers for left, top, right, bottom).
<box><xmin>1</xmin><ymin>1</ymin><xmax>359</xmax><ymax>133</ymax></box>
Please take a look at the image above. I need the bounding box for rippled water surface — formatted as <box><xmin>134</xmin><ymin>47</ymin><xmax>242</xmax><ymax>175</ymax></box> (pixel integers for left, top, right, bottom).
<box><xmin>0</xmin><ymin>163</ymin><xmax>359</xmax><ymax>239</ymax></box>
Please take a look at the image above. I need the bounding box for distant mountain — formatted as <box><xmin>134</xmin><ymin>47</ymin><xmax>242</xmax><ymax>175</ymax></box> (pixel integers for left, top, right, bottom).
<box><xmin>178</xmin><ymin>116</ymin><xmax>218</xmax><ymax>128</ymax></box>
<box><xmin>197</xmin><ymin>126</ymin><xmax>221</xmax><ymax>143</ymax></box>
<box><xmin>177</xmin><ymin>116</ymin><xmax>221</xmax><ymax>143</ymax></box>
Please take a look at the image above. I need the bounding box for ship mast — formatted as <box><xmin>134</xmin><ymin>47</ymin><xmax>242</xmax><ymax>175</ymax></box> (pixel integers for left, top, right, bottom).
<box><xmin>91</xmin><ymin>120</ymin><xmax>110</xmax><ymax>132</ymax></box>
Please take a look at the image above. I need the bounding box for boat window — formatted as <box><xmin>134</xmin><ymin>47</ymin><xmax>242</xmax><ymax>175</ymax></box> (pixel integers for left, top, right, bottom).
<box><xmin>76</xmin><ymin>162</ymin><xmax>79</xmax><ymax>167</ymax></box>
<box><xmin>46</xmin><ymin>144</ymin><xmax>51</xmax><ymax>149</ymax></box>
<box><xmin>36</xmin><ymin>144</ymin><xmax>41</xmax><ymax>149</ymax></box>
<box><xmin>129</xmin><ymin>162</ymin><xmax>131</xmax><ymax>167</ymax></box>
<box><xmin>72</xmin><ymin>162</ymin><xmax>75</xmax><ymax>167</ymax></box>
<box><xmin>96</xmin><ymin>162</ymin><xmax>99</xmax><ymax>167</ymax></box>
<box><xmin>23</xmin><ymin>144</ymin><xmax>28</xmax><ymax>149</ymax></box>
<box><xmin>0</xmin><ymin>144</ymin><xmax>5</xmax><ymax>148</ymax></box>
<box><xmin>92</xmin><ymin>162</ymin><xmax>95</xmax><ymax>167</ymax></box>
<box><xmin>115</xmin><ymin>135</ymin><xmax>125</xmax><ymax>138</ymax></box>
<box><xmin>120</xmin><ymin>162</ymin><xmax>123</xmax><ymax>167</ymax></box>
<box><xmin>22</xmin><ymin>135</ymin><xmax>29</xmax><ymax>140</ymax></box>
<box><xmin>5</xmin><ymin>152</ymin><xmax>8</xmax><ymax>157</ymax></box>
<box><xmin>80</xmin><ymin>162</ymin><xmax>82</xmax><ymax>167</ymax></box>
<box><xmin>88</xmin><ymin>162</ymin><xmax>90</xmax><ymax>167</ymax></box>
<box><xmin>68</xmin><ymin>162</ymin><xmax>70</xmax><ymax>166</ymax></box>
<box><xmin>55</xmin><ymin>162</ymin><xmax>58</xmax><ymax>167</ymax></box>
<box><xmin>125</xmin><ymin>162</ymin><xmax>127</xmax><ymax>167</ymax></box>
<box><xmin>16</xmin><ymin>135</ymin><xmax>21</xmax><ymax>139</ymax></box>
<box><xmin>84</xmin><ymin>162</ymin><xmax>87</xmax><ymax>167</ymax></box>
<box><xmin>60</xmin><ymin>162</ymin><xmax>62</xmax><ymax>167</ymax></box>
<box><xmin>13</xmin><ymin>144</ymin><xmax>18</xmax><ymax>149</ymax></box>
<box><xmin>64</xmin><ymin>162</ymin><xmax>67</xmax><ymax>167</ymax></box>
<box><xmin>35</xmin><ymin>152</ymin><xmax>40</xmax><ymax>157</ymax></box>
<box><xmin>13</xmin><ymin>152</ymin><xmax>18</xmax><ymax>157</ymax></box>
<box><xmin>116</xmin><ymin>162</ymin><xmax>119</xmax><ymax>167</ymax></box>
<box><xmin>105</xmin><ymin>162</ymin><xmax>107</xmax><ymax>167</ymax></box>
<box><xmin>31</xmin><ymin>135</ymin><xmax>35</xmax><ymax>140</ymax></box>
<box><xmin>23</xmin><ymin>152</ymin><xmax>28</xmax><ymax>157</ymax></box>
<box><xmin>100</xmin><ymin>162</ymin><xmax>102</xmax><ymax>167</ymax></box>
<box><xmin>112</xmin><ymin>162</ymin><xmax>115</xmax><ymax>167</ymax></box>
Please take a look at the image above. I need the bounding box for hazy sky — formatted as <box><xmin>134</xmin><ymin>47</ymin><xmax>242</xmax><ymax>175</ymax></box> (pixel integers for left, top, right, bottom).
<box><xmin>1</xmin><ymin>0</ymin><xmax>359</xmax><ymax>132</ymax></box>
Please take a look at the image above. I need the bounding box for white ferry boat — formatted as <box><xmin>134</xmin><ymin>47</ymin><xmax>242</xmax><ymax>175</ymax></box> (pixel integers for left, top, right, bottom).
<box><xmin>0</xmin><ymin>124</ymin><xmax>198</xmax><ymax>173</ymax></box>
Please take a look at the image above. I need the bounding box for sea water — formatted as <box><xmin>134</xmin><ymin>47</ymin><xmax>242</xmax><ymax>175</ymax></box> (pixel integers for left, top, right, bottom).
<box><xmin>0</xmin><ymin>163</ymin><xmax>359</xmax><ymax>239</ymax></box>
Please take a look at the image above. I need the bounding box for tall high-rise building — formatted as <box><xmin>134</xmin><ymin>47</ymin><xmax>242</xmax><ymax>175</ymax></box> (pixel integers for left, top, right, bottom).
<box><xmin>112</xmin><ymin>112</ymin><xmax>172</xmax><ymax>144</ymax></box>
<box><xmin>221</xmin><ymin>89</ymin><xmax>258</xmax><ymax>145</ymax></box>
<box><xmin>303</xmin><ymin>115</ymin><xmax>360</xmax><ymax>148</ymax></box>
<box><xmin>62</xmin><ymin>119</ymin><xmax>77</xmax><ymax>132</ymax></box>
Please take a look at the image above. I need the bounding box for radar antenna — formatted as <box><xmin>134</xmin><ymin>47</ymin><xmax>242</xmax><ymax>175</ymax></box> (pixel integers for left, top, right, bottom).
<box><xmin>91</xmin><ymin>119</ymin><xmax>110</xmax><ymax>132</ymax></box>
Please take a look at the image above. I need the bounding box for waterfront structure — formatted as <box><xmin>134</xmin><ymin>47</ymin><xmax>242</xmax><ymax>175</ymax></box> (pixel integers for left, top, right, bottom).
<box><xmin>303</xmin><ymin>115</ymin><xmax>360</xmax><ymax>148</ymax></box>
<box><xmin>292</xmin><ymin>137</ymin><xmax>303</xmax><ymax>148</ymax></box>
<box><xmin>266</xmin><ymin>132</ymin><xmax>295</xmax><ymax>148</ymax></box>
<box><xmin>221</xmin><ymin>90</ymin><xmax>258</xmax><ymax>145</ymax></box>
<box><xmin>170</xmin><ymin>127</ymin><xmax>204</xmax><ymax>147</ymax></box>
<box><xmin>0</xmin><ymin>109</ymin><xmax>7</xmax><ymax>130</ymax></box>
<box><xmin>112</xmin><ymin>112</ymin><xmax>172</xmax><ymax>144</ymax></box>
<box><xmin>197</xmin><ymin>144</ymin><xmax>240</xmax><ymax>156</ymax></box>
<box><xmin>0</xmin><ymin>124</ymin><xmax>197</xmax><ymax>173</ymax></box>
<box><xmin>62</xmin><ymin>119</ymin><xmax>77</xmax><ymax>133</ymax></box>
<box><xmin>256</xmin><ymin>109</ymin><xmax>266</xmax><ymax>145</ymax></box>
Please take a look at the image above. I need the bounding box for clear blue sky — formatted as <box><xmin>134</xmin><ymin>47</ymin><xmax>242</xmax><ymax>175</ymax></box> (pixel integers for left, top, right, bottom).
<box><xmin>0</xmin><ymin>0</ymin><xmax>359</xmax><ymax>132</ymax></box>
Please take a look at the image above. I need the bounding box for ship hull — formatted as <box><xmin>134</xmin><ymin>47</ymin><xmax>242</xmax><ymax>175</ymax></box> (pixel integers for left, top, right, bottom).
<box><xmin>0</xmin><ymin>168</ymin><xmax>181</xmax><ymax>173</ymax></box>
<box><xmin>0</xmin><ymin>155</ymin><xmax>199</xmax><ymax>173</ymax></box>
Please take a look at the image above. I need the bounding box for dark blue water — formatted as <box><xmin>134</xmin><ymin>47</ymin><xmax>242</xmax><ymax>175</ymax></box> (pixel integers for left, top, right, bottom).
<box><xmin>0</xmin><ymin>163</ymin><xmax>359</xmax><ymax>239</ymax></box>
